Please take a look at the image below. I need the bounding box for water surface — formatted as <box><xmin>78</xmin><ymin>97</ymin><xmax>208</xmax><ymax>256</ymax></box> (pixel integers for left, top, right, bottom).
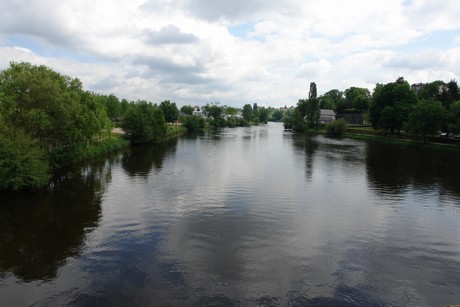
<box><xmin>1</xmin><ymin>123</ymin><xmax>459</xmax><ymax>306</ymax></box>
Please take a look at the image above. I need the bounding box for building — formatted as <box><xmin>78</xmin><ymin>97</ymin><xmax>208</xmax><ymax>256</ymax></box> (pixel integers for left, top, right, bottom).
<box><xmin>320</xmin><ymin>109</ymin><xmax>336</xmax><ymax>123</ymax></box>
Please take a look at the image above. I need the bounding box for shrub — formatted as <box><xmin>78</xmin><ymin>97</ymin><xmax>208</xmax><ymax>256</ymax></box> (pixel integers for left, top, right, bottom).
<box><xmin>326</xmin><ymin>118</ymin><xmax>348</xmax><ymax>137</ymax></box>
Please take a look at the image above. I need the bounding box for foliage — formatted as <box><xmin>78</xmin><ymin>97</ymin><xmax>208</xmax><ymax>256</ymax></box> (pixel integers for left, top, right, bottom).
<box><xmin>225</xmin><ymin>106</ymin><xmax>238</xmax><ymax>116</ymax></box>
<box><xmin>159</xmin><ymin>100</ymin><xmax>179</xmax><ymax>123</ymax></box>
<box><xmin>342</xmin><ymin>87</ymin><xmax>371</xmax><ymax>114</ymax></box>
<box><xmin>326</xmin><ymin>118</ymin><xmax>348</xmax><ymax>137</ymax></box>
<box><xmin>181</xmin><ymin>115</ymin><xmax>206</xmax><ymax>131</ymax></box>
<box><xmin>0</xmin><ymin>62</ymin><xmax>108</xmax><ymax>159</ymax></box>
<box><xmin>405</xmin><ymin>99</ymin><xmax>445</xmax><ymax>142</ymax></box>
<box><xmin>448</xmin><ymin>100</ymin><xmax>460</xmax><ymax>134</ymax></box>
<box><xmin>283</xmin><ymin>108</ymin><xmax>307</xmax><ymax>132</ymax></box>
<box><xmin>0</xmin><ymin>117</ymin><xmax>50</xmax><ymax>190</ymax></box>
<box><xmin>369</xmin><ymin>77</ymin><xmax>417</xmax><ymax>132</ymax></box>
<box><xmin>258</xmin><ymin>107</ymin><xmax>269</xmax><ymax>124</ymax></box>
<box><xmin>242</xmin><ymin>104</ymin><xmax>253</xmax><ymax>121</ymax></box>
<box><xmin>203</xmin><ymin>102</ymin><xmax>223</xmax><ymax>119</ymax></box>
<box><xmin>319</xmin><ymin>89</ymin><xmax>344</xmax><ymax>111</ymax></box>
<box><xmin>180</xmin><ymin>105</ymin><xmax>194</xmax><ymax>115</ymax></box>
<box><xmin>271</xmin><ymin>110</ymin><xmax>284</xmax><ymax>122</ymax></box>
<box><xmin>121</xmin><ymin>101</ymin><xmax>166</xmax><ymax>143</ymax></box>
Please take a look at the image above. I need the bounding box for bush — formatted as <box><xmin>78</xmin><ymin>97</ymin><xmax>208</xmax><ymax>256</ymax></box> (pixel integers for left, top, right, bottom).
<box><xmin>181</xmin><ymin>116</ymin><xmax>206</xmax><ymax>131</ymax></box>
<box><xmin>326</xmin><ymin>118</ymin><xmax>348</xmax><ymax>137</ymax></box>
<box><xmin>0</xmin><ymin>123</ymin><xmax>50</xmax><ymax>191</ymax></box>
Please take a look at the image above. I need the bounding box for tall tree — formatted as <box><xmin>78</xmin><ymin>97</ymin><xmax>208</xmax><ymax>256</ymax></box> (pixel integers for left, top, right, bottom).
<box><xmin>405</xmin><ymin>99</ymin><xmax>445</xmax><ymax>142</ymax></box>
<box><xmin>242</xmin><ymin>104</ymin><xmax>253</xmax><ymax>121</ymax></box>
<box><xmin>305</xmin><ymin>82</ymin><xmax>320</xmax><ymax>128</ymax></box>
<box><xmin>369</xmin><ymin>77</ymin><xmax>417</xmax><ymax>132</ymax></box>
<box><xmin>159</xmin><ymin>100</ymin><xmax>179</xmax><ymax>123</ymax></box>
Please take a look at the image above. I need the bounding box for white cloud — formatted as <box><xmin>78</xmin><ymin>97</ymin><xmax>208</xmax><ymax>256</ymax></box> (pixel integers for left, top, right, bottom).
<box><xmin>1</xmin><ymin>0</ymin><xmax>460</xmax><ymax>107</ymax></box>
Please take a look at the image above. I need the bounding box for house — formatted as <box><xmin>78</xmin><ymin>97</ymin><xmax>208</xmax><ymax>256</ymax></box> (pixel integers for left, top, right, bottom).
<box><xmin>192</xmin><ymin>109</ymin><xmax>206</xmax><ymax>118</ymax></box>
<box><xmin>320</xmin><ymin>109</ymin><xmax>336</xmax><ymax>123</ymax></box>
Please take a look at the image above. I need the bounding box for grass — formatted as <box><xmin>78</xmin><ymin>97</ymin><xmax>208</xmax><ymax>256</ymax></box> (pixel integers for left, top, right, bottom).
<box><xmin>73</xmin><ymin>133</ymin><xmax>130</xmax><ymax>162</ymax></box>
<box><xmin>344</xmin><ymin>131</ymin><xmax>460</xmax><ymax>153</ymax></box>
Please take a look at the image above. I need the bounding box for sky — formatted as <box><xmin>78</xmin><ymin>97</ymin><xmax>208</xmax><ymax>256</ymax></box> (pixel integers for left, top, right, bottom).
<box><xmin>1</xmin><ymin>0</ymin><xmax>460</xmax><ymax>108</ymax></box>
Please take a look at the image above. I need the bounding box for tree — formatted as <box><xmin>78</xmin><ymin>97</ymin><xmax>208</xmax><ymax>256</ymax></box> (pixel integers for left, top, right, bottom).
<box><xmin>447</xmin><ymin>100</ymin><xmax>460</xmax><ymax>135</ymax></box>
<box><xmin>369</xmin><ymin>77</ymin><xmax>418</xmax><ymax>132</ymax></box>
<box><xmin>105</xmin><ymin>94</ymin><xmax>121</xmax><ymax>121</ymax></box>
<box><xmin>121</xmin><ymin>102</ymin><xmax>166</xmax><ymax>143</ymax></box>
<box><xmin>304</xmin><ymin>82</ymin><xmax>320</xmax><ymax>128</ymax></box>
<box><xmin>181</xmin><ymin>116</ymin><xmax>206</xmax><ymax>131</ymax></box>
<box><xmin>159</xmin><ymin>100</ymin><xmax>179</xmax><ymax>123</ymax></box>
<box><xmin>0</xmin><ymin>116</ymin><xmax>50</xmax><ymax>190</ymax></box>
<box><xmin>0</xmin><ymin>62</ymin><xmax>108</xmax><ymax>166</ymax></box>
<box><xmin>320</xmin><ymin>89</ymin><xmax>344</xmax><ymax>111</ymax></box>
<box><xmin>180</xmin><ymin>105</ymin><xmax>194</xmax><ymax>115</ymax></box>
<box><xmin>258</xmin><ymin>107</ymin><xmax>269</xmax><ymax>124</ymax></box>
<box><xmin>271</xmin><ymin>110</ymin><xmax>283</xmax><ymax>122</ymax></box>
<box><xmin>405</xmin><ymin>99</ymin><xmax>445</xmax><ymax>142</ymax></box>
<box><xmin>242</xmin><ymin>104</ymin><xmax>253</xmax><ymax>121</ymax></box>
<box><xmin>225</xmin><ymin>106</ymin><xmax>237</xmax><ymax>116</ymax></box>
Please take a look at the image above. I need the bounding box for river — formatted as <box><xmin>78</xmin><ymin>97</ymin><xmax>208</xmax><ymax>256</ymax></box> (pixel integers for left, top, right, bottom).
<box><xmin>1</xmin><ymin>122</ymin><xmax>459</xmax><ymax>306</ymax></box>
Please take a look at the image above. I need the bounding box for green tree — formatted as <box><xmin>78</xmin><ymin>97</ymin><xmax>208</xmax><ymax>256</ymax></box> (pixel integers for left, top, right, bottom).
<box><xmin>447</xmin><ymin>100</ymin><xmax>460</xmax><ymax>135</ymax></box>
<box><xmin>225</xmin><ymin>106</ymin><xmax>237</xmax><ymax>116</ymax></box>
<box><xmin>271</xmin><ymin>110</ymin><xmax>284</xmax><ymax>122</ymax></box>
<box><xmin>159</xmin><ymin>100</ymin><xmax>179</xmax><ymax>123</ymax></box>
<box><xmin>0</xmin><ymin>116</ymin><xmax>50</xmax><ymax>190</ymax></box>
<box><xmin>105</xmin><ymin>94</ymin><xmax>121</xmax><ymax>121</ymax></box>
<box><xmin>121</xmin><ymin>101</ymin><xmax>166</xmax><ymax>143</ymax></box>
<box><xmin>258</xmin><ymin>107</ymin><xmax>269</xmax><ymax>124</ymax></box>
<box><xmin>242</xmin><ymin>104</ymin><xmax>253</xmax><ymax>121</ymax></box>
<box><xmin>319</xmin><ymin>89</ymin><xmax>344</xmax><ymax>111</ymax></box>
<box><xmin>304</xmin><ymin>82</ymin><xmax>320</xmax><ymax>128</ymax></box>
<box><xmin>405</xmin><ymin>99</ymin><xmax>445</xmax><ymax>142</ymax></box>
<box><xmin>369</xmin><ymin>77</ymin><xmax>417</xmax><ymax>133</ymax></box>
<box><xmin>180</xmin><ymin>105</ymin><xmax>194</xmax><ymax>115</ymax></box>
<box><xmin>0</xmin><ymin>62</ymin><xmax>108</xmax><ymax>166</ymax></box>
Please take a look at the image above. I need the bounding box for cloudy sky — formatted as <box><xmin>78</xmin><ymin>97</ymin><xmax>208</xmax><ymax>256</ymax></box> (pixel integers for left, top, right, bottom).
<box><xmin>1</xmin><ymin>0</ymin><xmax>460</xmax><ymax>107</ymax></box>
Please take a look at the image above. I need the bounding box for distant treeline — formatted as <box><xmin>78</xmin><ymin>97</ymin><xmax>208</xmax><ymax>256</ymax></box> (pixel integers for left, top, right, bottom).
<box><xmin>284</xmin><ymin>78</ymin><xmax>460</xmax><ymax>141</ymax></box>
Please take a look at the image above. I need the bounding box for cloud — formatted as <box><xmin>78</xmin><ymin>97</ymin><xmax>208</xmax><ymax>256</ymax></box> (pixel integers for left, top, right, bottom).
<box><xmin>144</xmin><ymin>25</ymin><xmax>199</xmax><ymax>45</ymax></box>
<box><xmin>1</xmin><ymin>0</ymin><xmax>460</xmax><ymax>107</ymax></box>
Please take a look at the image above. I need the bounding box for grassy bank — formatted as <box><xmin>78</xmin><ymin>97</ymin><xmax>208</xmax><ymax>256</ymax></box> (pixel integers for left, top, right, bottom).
<box><xmin>344</xmin><ymin>131</ymin><xmax>460</xmax><ymax>153</ymax></box>
<box><xmin>163</xmin><ymin>125</ymin><xmax>187</xmax><ymax>140</ymax></box>
<box><xmin>72</xmin><ymin>133</ymin><xmax>130</xmax><ymax>163</ymax></box>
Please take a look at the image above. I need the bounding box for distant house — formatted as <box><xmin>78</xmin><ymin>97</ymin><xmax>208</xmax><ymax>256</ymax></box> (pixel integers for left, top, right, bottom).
<box><xmin>192</xmin><ymin>109</ymin><xmax>206</xmax><ymax>118</ymax></box>
<box><xmin>320</xmin><ymin>109</ymin><xmax>336</xmax><ymax>123</ymax></box>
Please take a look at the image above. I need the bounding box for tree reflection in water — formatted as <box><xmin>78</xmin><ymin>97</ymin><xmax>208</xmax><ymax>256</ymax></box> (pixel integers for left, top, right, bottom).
<box><xmin>0</xmin><ymin>155</ymin><xmax>115</xmax><ymax>282</ymax></box>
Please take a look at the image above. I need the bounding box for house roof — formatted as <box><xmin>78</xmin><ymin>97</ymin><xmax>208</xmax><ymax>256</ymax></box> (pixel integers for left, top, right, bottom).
<box><xmin>320</xmin><ymin>109</ymin><xmax>335</xmax><ymax>116</ymax></box>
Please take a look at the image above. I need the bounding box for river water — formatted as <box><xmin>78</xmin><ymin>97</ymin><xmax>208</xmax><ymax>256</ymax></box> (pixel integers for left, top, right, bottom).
<box><xmin>1</xmin><ymin>122</ymin><xmax>459</xmax><ymax>306</ymax></box>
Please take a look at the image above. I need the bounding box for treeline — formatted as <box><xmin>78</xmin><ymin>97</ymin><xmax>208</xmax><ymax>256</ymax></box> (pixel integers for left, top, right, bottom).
<box><xmin>179</xmin><ymin>102</ymin><xmax>276</xmax><ymax>131</ymax></box>
<box><xmin>0</xmin><ymin>62</ymin><xmax>180</xmax><ymax>191</ymax></box>
<box><xmin>285</xmin><ymin>78</ymin><xmax>460</xmax><ymax>141</ymax></box>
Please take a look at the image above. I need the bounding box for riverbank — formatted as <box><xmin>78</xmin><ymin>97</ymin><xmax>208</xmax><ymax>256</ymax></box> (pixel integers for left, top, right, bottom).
<box><xmin>344</xmin><ymin>129</ymin><xmax>460</xmax><ymax>153</ymax></box>
<box><xmin>73</xmin><ymin>125</ymin><xmax>187</xmax><ymax>163</ymax></box>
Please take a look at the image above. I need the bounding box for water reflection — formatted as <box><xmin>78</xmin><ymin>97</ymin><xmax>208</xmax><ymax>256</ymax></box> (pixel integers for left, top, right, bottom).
<box><xmin>291</xmin><ymin>134</ymin><xmax>319</xmax><ymax>181</ymax></box>
<box><xmin>366</xmin><ymin>141</ymin><xmax>460</xmax><ymax>201</ymax></box>
<box><xmin>122</xmin><ymin>139</ymin><xmax>177</xmax><ymax>177</ymax></box>
<box><xmin>0</xmin><ymin>156</ymin><xmax>114</xmax><ymax>282</ymax></box>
